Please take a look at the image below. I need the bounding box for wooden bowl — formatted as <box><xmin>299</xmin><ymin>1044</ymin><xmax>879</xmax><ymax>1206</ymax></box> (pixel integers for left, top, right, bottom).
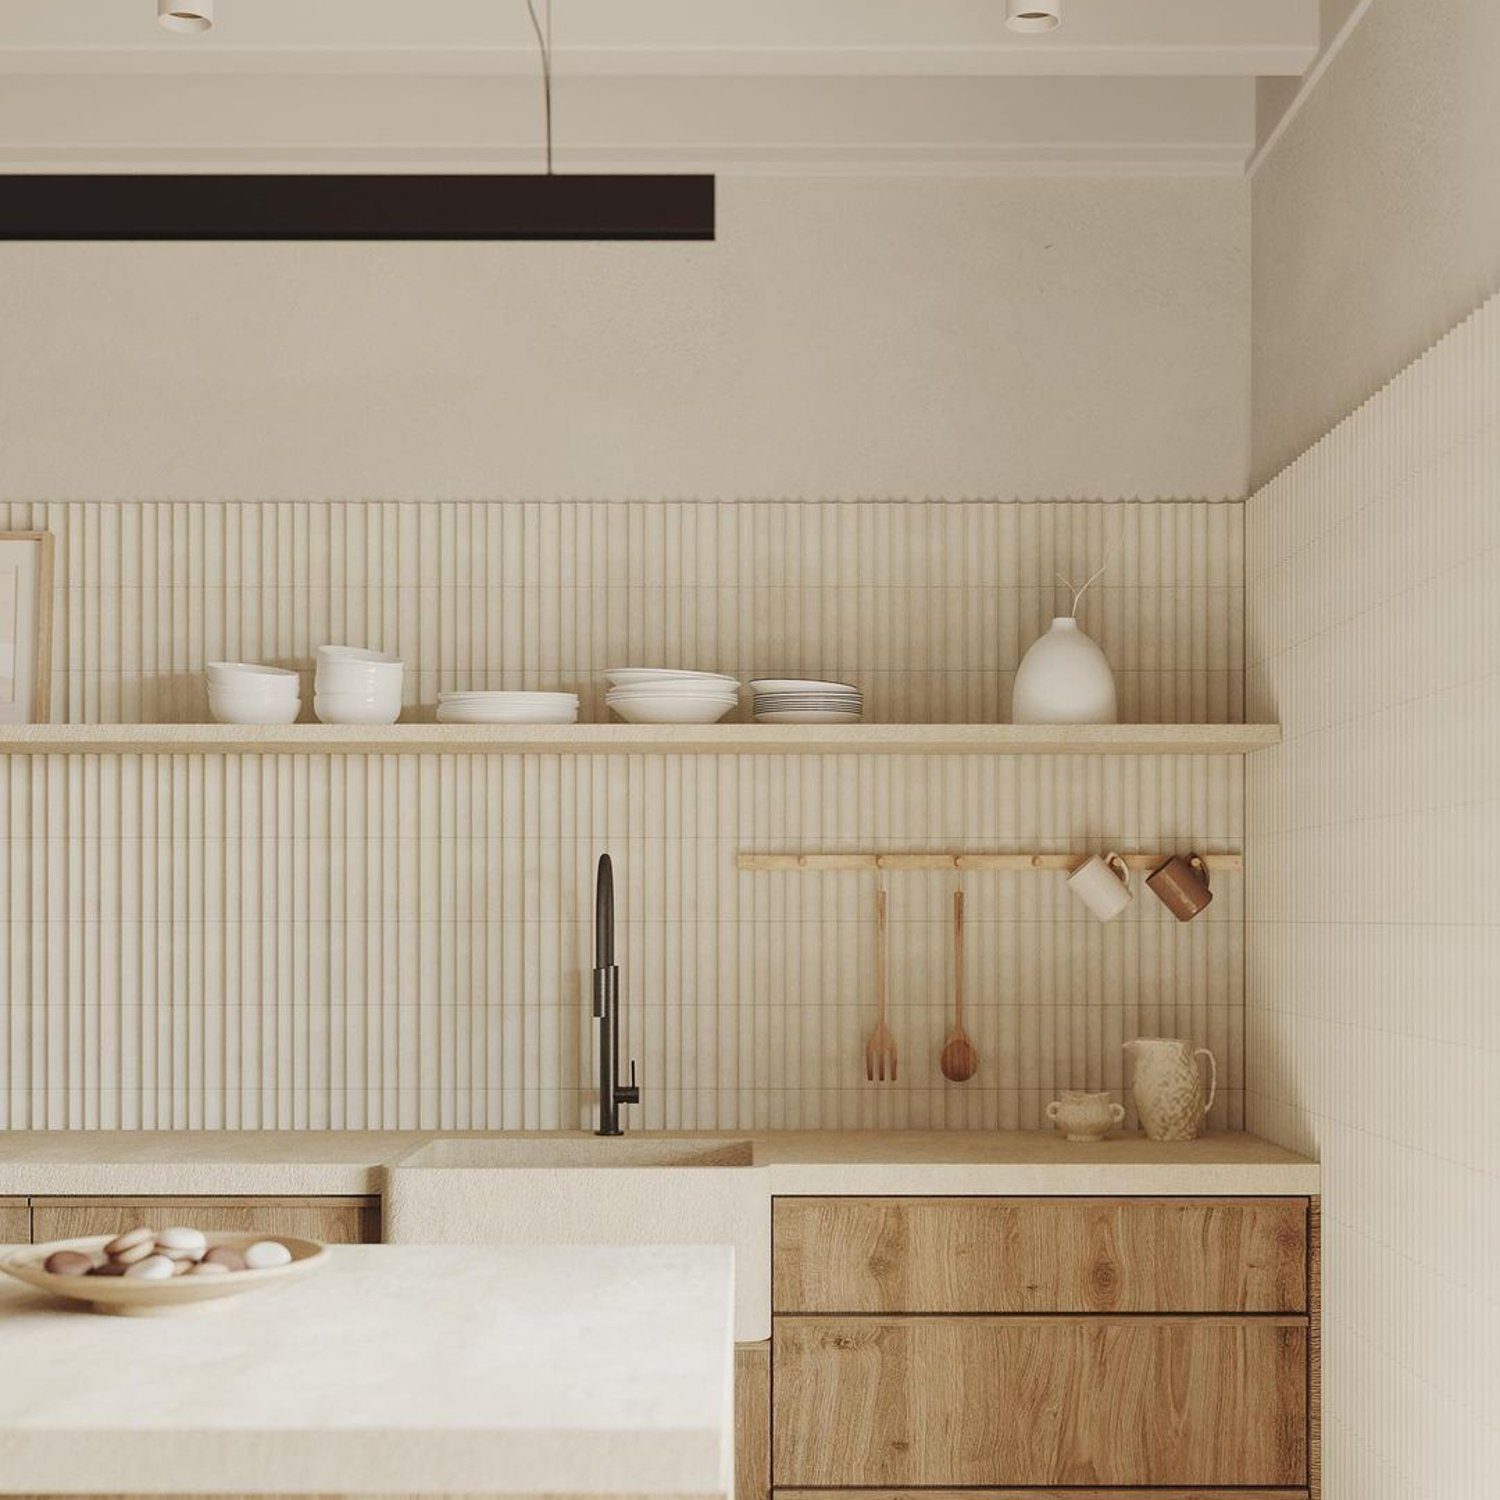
<box><xmin>0</xmin><ymin>1233</ymin><xmax>329</xmax><ymax>1315</ymax></box>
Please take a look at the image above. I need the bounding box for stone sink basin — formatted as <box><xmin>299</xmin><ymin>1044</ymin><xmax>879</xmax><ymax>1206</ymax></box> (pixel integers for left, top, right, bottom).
<box><xmin>396</xmin><ymin>1136</ymin><xmax>755</xmax><ymax>1170</ymax></box>
<box><xmin>382</xmin><ymin>1135</ymin><xmax>770</xmax><ymax>1339</ymax></box>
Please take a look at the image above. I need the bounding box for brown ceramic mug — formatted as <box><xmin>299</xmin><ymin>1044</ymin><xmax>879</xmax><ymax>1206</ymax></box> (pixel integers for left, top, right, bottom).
<box><xmin>1147</xmin><ymin>853</ymin><xmax>1212</xmax><ymax>922</ymax></box>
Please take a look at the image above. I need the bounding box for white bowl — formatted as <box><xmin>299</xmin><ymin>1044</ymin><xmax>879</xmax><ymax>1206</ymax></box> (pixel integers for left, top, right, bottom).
<box><xmin>317</xmin><ymin>645</ymin><xmax>401</xmax><ymax>666</ymax></box>
<box><xmin>437</xmin><ymin>706</ymin><xmax>578</xmax><ymax>725</ymax></box>
<box><xmin>207</xmin><ymin>661</ymin><xmax>299</xmax><ymax>691</ymax></box>
<box><xmin>314</xmin><ymin>692</ymin><xmax>402</xmax><ymax>725</ymax></box>
<box><xmin>605</xmin><ymin>668</ymin><xmax>740</xmax><ymax>690</ymax></box>
<box><xmin>209</xmin><ymin>680</ymin><xmax>302</xmax><ymax>702</ymax></box>
<box><xmin>316</xmin><ymin>663</ymin><xmax>404</xmax><ymax>692</ymax></box>
<box><xmin>438</xmin><ymin>691</ymin><xmax>579</xmax><ymax>704</ymax></box>
<box><xmin>749</xmin><ymin>678</ymin><xmax>859</xmax><ymax>694</ymax></box>
<box><xmin>607</xmin><ymin>683</ymin><xmax>742</xmax><ymax>700</ymax></box>
<box><xmin>604</xmin><ymin>688</ymin><xmax>739</xmax><ymax>703</ymax></box>
<box><xmin>209</xmin><ymin>695</ymin><xmax>302</xmax><ymax>726</ymax></box>
<box><xmin>608</xmin><ymin>694</ymin><xmax>737</xmax><ymax>725</ymax></box>
<box><xmin>437</xmin><ymin>691</ymin><xmax>579</xmax><ymax>724</ymax></box>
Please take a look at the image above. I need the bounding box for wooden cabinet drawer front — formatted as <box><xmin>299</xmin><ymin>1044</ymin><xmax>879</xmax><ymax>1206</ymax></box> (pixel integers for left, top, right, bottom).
<box><xmin>776</xmin><ymin>1490</ymin><xmax>1308</xmax><ymax>1499</ymax></box>
<box><xmin>30</xmin><ymin>1197</ymin><xmax>381</xmax><ymax>1245</ymax></box>
<box><xmin>772</xmin><ymin>1316</ymin><xmax>1308</xmax><ymax>1489</ymax></box>
<box><xmin>0</xmin><ymin>1198</ymin><xmax>28</xmax><ymax>1243</ymax></box>
<box><xmin>773</xmin><ymin>1197</ymin><xmax>1307</xmax><ymax>1313</ymax></box>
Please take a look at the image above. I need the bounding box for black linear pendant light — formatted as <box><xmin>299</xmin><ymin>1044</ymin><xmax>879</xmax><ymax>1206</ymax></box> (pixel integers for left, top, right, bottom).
<box><xmin>0</xmin><ymin>1</ymin><xmax>715</xmax><ymax>242</ymax></box>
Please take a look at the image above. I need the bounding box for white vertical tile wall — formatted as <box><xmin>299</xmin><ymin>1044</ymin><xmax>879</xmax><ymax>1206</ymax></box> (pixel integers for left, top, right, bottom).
<box><xmin>0</xmin><ymin>498</ymin><xmax>1245</xmax><ymax>1131</ymax></box>
<box><xmin>0</xmin><ymin>500</ymin><xmax>1244</xmax><ymax>728</ymax></box>
<box><xmin>1247</xmin><ymin>295</ymin><xmax>1500</xmax><ymax>1499</ymax></box>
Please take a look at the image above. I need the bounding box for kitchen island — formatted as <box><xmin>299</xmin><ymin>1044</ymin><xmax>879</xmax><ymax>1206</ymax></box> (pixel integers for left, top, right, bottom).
<box><xmin>0</xmin><ymin>1244</ymin><xmax>735</xmax><ymax>1498</ymax></box>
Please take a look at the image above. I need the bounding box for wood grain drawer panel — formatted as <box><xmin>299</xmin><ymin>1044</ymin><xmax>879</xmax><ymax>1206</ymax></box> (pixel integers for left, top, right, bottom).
<box><xmin>776</xmin><ymin>1490</ymin><xmax>1309</xmax><ymax>1499</ymax></box>
<box><xmin>0</xmin><ymin>1198</ymin><xmax>29</xmax><ymax>1242</ymax></box>
<box><xmin>736</xmin><ymin>1342</ymin><xmax>771</xmax><ymax>1500</ymax></box>
<box><xmin>0</xmin><ymin>1494</ymin><xmax>1309</xmax><ymax>1500</ymax></box>
<box><xmin>772</xmin><ymin>1315</ymin><xmax>1308</xmax><ymax>1489</ymax></box>
<box><xmin>29</xmin><ymin>1197</ymin><xmax>381</xmax><ymax>1245</ymax></box>
<box><xmin>773</xmin><ymin>1197</ymin><xmax>1307</xmax><ymax>1313</ymax></box>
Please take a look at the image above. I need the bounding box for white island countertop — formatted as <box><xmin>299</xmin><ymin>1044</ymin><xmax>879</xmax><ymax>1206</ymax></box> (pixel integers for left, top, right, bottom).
<box><xmin>0</xmin><ymin>1244</ymin><xmax>735</xmax><ymax>1499</ymax></box>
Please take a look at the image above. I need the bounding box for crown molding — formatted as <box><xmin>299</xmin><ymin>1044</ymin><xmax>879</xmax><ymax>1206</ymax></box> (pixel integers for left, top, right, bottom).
<box><xmin>1247</xmin><ymin>0</ymin><xmax>1373</xmax><ymax>176</ymax></box>
<box><xmin>0</xmin><ymin>72</ymin><xmax>1256</xmax><ymax>179</ymax></box>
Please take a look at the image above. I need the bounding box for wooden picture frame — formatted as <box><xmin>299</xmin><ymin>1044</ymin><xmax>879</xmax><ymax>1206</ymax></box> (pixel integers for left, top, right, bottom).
<box><xmin>0</xmin><ymin>531</ymin><xmax>54</xmax><ymax>724</ymax></box>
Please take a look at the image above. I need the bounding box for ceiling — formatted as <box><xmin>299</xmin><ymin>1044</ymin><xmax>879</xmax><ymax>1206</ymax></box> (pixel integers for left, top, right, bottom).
<box><xmin>0</xmin><ymin>0</ymin><xmax>1321</xmax><ymax>176</ymax></box>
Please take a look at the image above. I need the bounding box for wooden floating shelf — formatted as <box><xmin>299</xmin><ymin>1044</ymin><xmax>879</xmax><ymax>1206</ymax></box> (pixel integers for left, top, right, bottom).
<box><xmin>0</xmin><ymin>723</ymin><xmax>1280</xmax><ymax>757</ymax></box>
<box><xmin>738</xmin><ymin>852</ymin><xmax>1243</xmax><ymax>873</ymax></box>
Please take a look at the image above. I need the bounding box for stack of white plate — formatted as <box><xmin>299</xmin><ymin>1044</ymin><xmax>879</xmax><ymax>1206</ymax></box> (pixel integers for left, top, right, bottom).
<box><xmin>604</xmin><ymin>668</ymin><xmax>741</xmax><ymax>724</ymax></box>
<box><xmin>437</xmin><ymin>691</ymin><xmax>579</xmax><ymax>725</ymax></box>
<box><xmin>750</xmin><ymin>679</ymin><xmax>863</xmax><ymax>724</ymax></box>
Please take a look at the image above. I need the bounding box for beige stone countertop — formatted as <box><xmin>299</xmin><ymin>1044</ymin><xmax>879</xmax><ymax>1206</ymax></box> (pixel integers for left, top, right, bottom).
<box><xmin>0</xmin><ymin>1243</ymin><xmax>734</xmax><ymax>1498</ymax></box>
<box><xmin>0</xmin><ymin>1132</ymin><xmax>425</xmax><ymax>1196</ymax></box>
<box><xmin>740</xmin><ymin>1128</ymin><xmax>1318</xmax><ymax>1193</ymax></box>
<box><xmin>0</xmin><ymin>1129</ymin><xmax>1318</xmax><ymax>1198</ymax></box>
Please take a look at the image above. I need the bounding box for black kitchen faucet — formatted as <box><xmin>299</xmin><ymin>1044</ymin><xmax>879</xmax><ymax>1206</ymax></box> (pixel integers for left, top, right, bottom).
<box><xmin>593</xmin><ymin>854</ymin><xmax>640</xmax><ymax>1135</ymax></box>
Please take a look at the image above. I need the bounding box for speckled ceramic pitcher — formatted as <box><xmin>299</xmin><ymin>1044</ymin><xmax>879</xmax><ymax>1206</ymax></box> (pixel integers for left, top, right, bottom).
<box><xmin>1123</xmin><ymin>1037</ymin><xmax>1217</xmax><ymax>1141</ymax></box>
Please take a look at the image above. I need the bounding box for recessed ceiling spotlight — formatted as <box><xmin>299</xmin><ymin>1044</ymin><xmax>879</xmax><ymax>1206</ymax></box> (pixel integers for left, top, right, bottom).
<box><xmin>1006</xmin><ymin>0</ymin><xmax>1061</xmax><ymax>32</ymax></box>
<box><xmin>157</xmin><ymin>0</ymin><xmax>213</xmax><ymax>33</ymax></box>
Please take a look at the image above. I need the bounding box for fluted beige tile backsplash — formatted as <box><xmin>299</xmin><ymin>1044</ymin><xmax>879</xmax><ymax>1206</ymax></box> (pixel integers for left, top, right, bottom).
<box><xmin>0</xmin><ymin>499</ymin><xmax>1244</xmax><ymax>1131</ymax></box>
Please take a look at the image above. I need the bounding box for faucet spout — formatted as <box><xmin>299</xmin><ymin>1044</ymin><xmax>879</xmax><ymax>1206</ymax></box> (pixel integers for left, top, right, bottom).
<box><xmin>593</xmin><ymin>854</ymin><xmax>640</xmax><ymax>1136</ymax></box>
<box><xmin>595</xmin><ymin>852</ymin><xmax>614</xmax><ymax>969</ymax></box>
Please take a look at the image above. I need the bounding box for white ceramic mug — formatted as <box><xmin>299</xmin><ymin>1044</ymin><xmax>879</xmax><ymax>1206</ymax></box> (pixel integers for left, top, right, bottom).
<box><xmin>1067</xmin><ymin>852</ymin><xmax>1132</xmax><ymax>921</ymax></box>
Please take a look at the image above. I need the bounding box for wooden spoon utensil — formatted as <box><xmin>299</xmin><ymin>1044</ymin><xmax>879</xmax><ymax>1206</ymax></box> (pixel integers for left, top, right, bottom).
<box><xmin>865</xmin><ymin>881</ymin><xmax>899</xmax><ymax>1082</ymax></box>
<box><xmin>940</xmin><ymin>886</ymin><xmax>978</xmax><ymax>1083</ymax></box>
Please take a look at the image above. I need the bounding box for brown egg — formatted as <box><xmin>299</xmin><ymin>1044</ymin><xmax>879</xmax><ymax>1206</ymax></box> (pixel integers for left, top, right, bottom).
<box><xmin>89</xmin><ymin>1261</ymin><xmax>128</xmax><ymax>1277</ymax></box>
<box><xmin>42</xmin><ymin>1249</ymin><xmax>95</xmax><ymax>1278</ymax></box>
<box><xmin>202</xmin><ymin>1245</ymin><xmax>247</xmax><ymax>1272</ymax></box>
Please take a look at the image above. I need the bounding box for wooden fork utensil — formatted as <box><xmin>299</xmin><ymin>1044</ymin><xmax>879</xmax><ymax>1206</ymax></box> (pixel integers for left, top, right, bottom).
<box><xmin>865</xmin><ymin>881</ymin><xmax>899</xmax><ymax>1082</ymax></box>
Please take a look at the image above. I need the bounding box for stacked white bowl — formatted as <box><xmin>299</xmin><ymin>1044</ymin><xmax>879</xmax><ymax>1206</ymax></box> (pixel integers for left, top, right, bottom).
<box><xmin>750</xmin><ymin>678</ymin><xmax>863</xmax><ymax>724</ymax></box>
<box><xmin>207</xmin><ymin>662</ymin><xmax>301</xmax><ymax>725</ymax></box>
<box><xmin>314</xmin><ymin>646</ymin><xmax>404</xmax><ymax>725</ymax></box>
<box><xmin>437</xmin><ymin>691</ymin><xmax>579</xmax><ymax>725</ymax></box>
<box><xmin>604</xmin><ymin>668</ymin><xmax>741</xmax><ymax>724</ymax></box>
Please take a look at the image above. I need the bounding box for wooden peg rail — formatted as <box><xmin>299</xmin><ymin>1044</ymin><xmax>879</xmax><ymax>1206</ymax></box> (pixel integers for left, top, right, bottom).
<box><xmin>736</xmin><ymin>851</ymin><xmax>1243</xmax><ymax>873</ymax></box>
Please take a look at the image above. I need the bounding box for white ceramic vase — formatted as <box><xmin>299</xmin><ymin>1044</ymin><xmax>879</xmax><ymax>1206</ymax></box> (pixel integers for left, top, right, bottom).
<box><xmin>1011</xmin><ymin>617</ymin><xmax>1117</xmax><ymax>724</ymax></box>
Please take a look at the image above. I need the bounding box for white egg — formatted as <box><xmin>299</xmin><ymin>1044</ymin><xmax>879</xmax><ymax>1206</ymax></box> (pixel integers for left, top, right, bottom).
<box><xmin>243</xmin><ymin>1240</ymin><xmax>293</xmax><ymax>1270</ymax></box>
<box><xmin>124</xmin><ymin>1255</ymin><xmax>176</xmax><ymax>1281</ymax></box>
<box><xmin>156</xmin><ymin>1226</ymin><xmax>208</xmax><ymax>1256</ymax></box>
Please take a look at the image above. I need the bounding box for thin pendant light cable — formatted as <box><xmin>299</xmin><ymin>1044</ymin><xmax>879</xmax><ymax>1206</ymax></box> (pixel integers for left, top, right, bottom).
<box><xmin>523</xmin><ymin>0</ymin><xmax>555</xmax><ymax>174</ymax></box>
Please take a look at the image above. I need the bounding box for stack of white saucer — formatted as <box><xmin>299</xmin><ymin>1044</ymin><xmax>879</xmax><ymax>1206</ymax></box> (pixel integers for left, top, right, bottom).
<box><xmin>750</xmin><ymin>678</ymin><xmax>863</xmax><ymax>724</ymax></box>
<box><xmin>437</xmin><ymin>691</ymin><xmax>579</xmax><ymax>725</ymax></box>
<box><xmin>604</xmin><ymin>669</ymin><xmax>741</xmax><ymax>724</ymax></box>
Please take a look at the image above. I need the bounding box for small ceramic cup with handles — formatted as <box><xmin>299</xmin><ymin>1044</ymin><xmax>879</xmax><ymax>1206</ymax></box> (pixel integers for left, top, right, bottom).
<box><xmin>1067</xmin><ymin>852</ymin><xmax>1132</xmax><ymax>922</ymax></box>
<box><xmin>1046</xmin><ymin>1090</ymin><xmax>1127</xmax><ymax>1143</ymax></box>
